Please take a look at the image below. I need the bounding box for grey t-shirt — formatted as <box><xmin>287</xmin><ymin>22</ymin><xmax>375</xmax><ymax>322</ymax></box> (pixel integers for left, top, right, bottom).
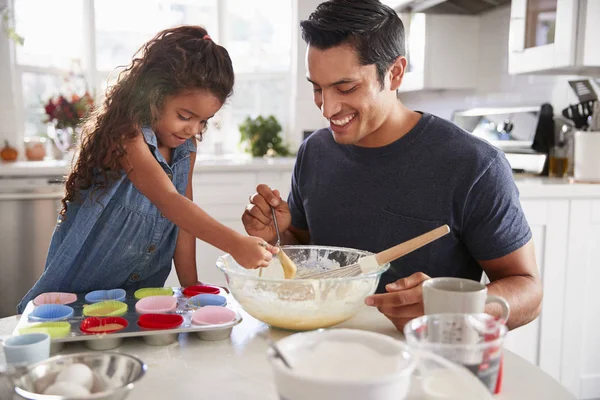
<box><xmin>288</xmin><ymin>112</ymin><xmax>532</xmax><ymax>292</ymax></box>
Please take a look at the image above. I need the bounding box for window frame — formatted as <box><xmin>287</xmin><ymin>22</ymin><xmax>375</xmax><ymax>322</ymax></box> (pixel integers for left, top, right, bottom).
<box><xmin>10</xmin><ymin>0</ymin><xmax>293</xmax><ymax>154</ymax></box>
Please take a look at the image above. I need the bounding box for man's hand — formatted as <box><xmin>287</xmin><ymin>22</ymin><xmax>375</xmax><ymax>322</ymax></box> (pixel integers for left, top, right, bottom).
<box><xmin>365</xmin><ymin>272</ymin><xmax>430</xmax><ymax>331</ymax></box>
<box><xmin>242</xmin><ymin>184</ymin><xmax>292</xmax><ymax>243</ymax></box>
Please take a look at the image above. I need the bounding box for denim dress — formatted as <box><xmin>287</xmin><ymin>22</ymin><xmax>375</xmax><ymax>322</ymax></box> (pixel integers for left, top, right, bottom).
<box><xmin>17</xmin><ymin>127</ymin><xmax>196</xmax><ymax>313</ymax></box>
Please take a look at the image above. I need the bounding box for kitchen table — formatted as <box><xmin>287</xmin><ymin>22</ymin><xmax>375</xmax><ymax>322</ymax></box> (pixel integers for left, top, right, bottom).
<box><xmin>0</xmin><ymin>307</ymin><xmax>575</xmax><ymax>400</ymax></box>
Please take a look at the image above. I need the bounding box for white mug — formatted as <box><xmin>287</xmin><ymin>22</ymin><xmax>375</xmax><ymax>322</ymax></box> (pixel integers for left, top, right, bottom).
<box><xmin>2</xmin><ymin>333</ymin><xmax>50</xmax><ymax>366</ymax></box>
<box><xmin>422</xmin><ymin>277</ymin><xmax>510</xmax><ymax>322</ymax></box>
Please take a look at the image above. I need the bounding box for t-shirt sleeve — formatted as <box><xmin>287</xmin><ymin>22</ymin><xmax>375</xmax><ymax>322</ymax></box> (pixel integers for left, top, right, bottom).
<box><xmin>287</xmin><ymin>143</ymin><xmax>308</xmax><ymax>231</ymax></box>
<box><xmin>462</xmin><ymin>153</ymin><xmax>532</xmax><ymax>260</ymax></box>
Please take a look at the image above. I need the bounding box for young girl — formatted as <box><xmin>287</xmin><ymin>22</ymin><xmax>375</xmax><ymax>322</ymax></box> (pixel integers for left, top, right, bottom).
<box><xmin>18</xmin><ymin>26</ymin><xmax>278</xmax><ymax>313</ymax></box>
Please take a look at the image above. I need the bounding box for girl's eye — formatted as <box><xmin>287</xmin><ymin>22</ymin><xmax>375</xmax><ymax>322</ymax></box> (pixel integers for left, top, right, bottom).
<box><xmin>177</xmin><ymin>114</ymin><xmax>191</xmax><ymax>121</ymax></box>
<box><xmin>339</xmin><ymin>87</ymin><xmax>357</xmax><ymax>94</ymax></box>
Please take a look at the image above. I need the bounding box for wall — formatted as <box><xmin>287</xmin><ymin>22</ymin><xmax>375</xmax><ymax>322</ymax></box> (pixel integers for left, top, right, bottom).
<box><xmin>289</xmin><ymin>0</ymin><xmax>329</xmax><ymax>149</ymax></box>
<box><xmin>400</xmin><ymin>6</ymin><xmax>595</xmax><ymax>120</ymax></box>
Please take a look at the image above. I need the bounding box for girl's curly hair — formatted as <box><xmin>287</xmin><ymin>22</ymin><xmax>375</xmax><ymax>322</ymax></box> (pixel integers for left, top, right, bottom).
<box><xmin>61</xmin><ymin>25</ymin><xmax>234</xmax><ymax>215</ymax></box>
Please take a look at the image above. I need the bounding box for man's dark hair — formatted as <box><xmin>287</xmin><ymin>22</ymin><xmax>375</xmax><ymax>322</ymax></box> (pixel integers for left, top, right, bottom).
<box><xmin>300</xmin><ymin>0</ymin><xmax>405</xmax><ymax>88</ymax></box>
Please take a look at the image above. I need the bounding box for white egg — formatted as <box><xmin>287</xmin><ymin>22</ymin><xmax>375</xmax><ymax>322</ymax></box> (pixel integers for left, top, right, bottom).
<box><xmin>44</xmin><ymin>381</ymin><xmax>90</xmax><ymax>396</ymax></box>
<box><xmin>55</xmin><ymin>363</ymin><xmax>94</xmax><ymax>391</ymax></box>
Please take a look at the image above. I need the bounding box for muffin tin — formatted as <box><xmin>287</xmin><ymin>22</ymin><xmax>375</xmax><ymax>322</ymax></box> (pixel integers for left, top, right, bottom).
<box><xmin>14</xmin><ymin>287</ymin><xmax>241</xmax><ymax>351</ymax></box>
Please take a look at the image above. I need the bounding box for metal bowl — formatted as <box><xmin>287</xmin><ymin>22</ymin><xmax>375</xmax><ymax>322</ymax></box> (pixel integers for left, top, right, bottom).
<box><xmin>13</xmin><ymin>352</ymin><xmax>146</xmax><ymax>400</ymax></box>
<box><xmin>217</xmin><ymin>245</ymin><xmax>390</xmax><ymax>331</ymax></box>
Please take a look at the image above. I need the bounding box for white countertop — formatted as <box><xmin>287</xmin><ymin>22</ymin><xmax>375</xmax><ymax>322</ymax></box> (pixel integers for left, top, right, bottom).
<box><xmin>0</xmin><ymin>156</ymin><xmax>297</xmax><ymax>177</ymax></box>
<box><xmin>1</xmin><ymin>158</ymin><xmax>600</xmax><ymax>199</ymax></box>
<box><xmin>0</xmin><ymin>307</ymin><xmax>575</xmax><ymax>400</ymax></box>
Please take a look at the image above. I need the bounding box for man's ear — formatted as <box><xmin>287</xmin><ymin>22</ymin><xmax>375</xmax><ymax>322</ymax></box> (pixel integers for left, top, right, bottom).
<box><xmin>389</xmin><ymin>56</ymin><xmax>407</xmax><ymax>91</ymax></box>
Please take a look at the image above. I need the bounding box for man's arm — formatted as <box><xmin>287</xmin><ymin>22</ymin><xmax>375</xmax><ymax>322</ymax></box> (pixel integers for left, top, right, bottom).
<box><xmin>480</xmin><ymin>239</ymin><xmax>542</xmax><ymax>330</ymax></box>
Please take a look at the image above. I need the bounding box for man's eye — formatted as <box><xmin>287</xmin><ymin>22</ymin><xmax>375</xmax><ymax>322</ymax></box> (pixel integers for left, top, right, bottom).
<box><xmin>312</xmin><ymin>88</ymin><xmax>322</xmax><ymax>93</ymax></box>
<box><xmin>339</xmin><ymin>87</ymin><xmax>357</xmax><ymax>94</ymax></box>
<box><xmin>178</xmin><ymin>114</ymin><xmax>191</xmax><ymax>121</ymax></box>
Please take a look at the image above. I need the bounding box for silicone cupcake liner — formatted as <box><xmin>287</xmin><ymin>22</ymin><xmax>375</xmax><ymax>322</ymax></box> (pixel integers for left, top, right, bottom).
<box><xmin>80</xmin><ymin>317</ymin><xmax>128</xmax><ymax>334</ymax></box>
<box><xmin>85</xmin><ymin>289</ymin><xmax>126</xmax><ymax>303</ymax></box>
<box><xmin>29</xmin><ymin>304</ymin><xmax>74</xmax><ymax>322</ymax></box>
<box><xmin>182</xmin><ymin>285</ymin><xmax>221</xmax><ymax>297</ymax></box>
<box><xmin>134</xmin><ymin>287</ymin><xmax>173</xmax><ymax>300</ymax></box>
<box><xmin>19</xmin><ymin>322</ymin><xmax>71</xmax><ymax>339</ymax></box>
<box><xmin>138</xmin><ymin>313</ymin><xmax>184</xmax><ymax>330</ymax></box>
<box><xmin>33</xmin><ymin>292</ymin><xmax>77</xmax><ymax>306</ymax></box>
<box><xmin>191</xmin><ymin>306</ymin><xmax>236</xmax><ymax>326</ymax></box>
<box><xmin>135</xmin><ymin>296</ymin><xmax>177</xmax><ymax>314</ymax></box>
<box><xmin>188</xmin><ymin>294</ymin><xmax>227</xmax><ymax>308</ymax></box>
<box><xmin>82</xmin><ymin>300</ymin><xmax>128</xmax><ymax>317</ymax></box>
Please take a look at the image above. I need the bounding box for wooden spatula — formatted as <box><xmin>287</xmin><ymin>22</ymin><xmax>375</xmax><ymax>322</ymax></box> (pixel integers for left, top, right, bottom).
<box><xmin>296</xmin><ymin>224</ymin><xmax>450</xmax><ymax>279</ymax></box>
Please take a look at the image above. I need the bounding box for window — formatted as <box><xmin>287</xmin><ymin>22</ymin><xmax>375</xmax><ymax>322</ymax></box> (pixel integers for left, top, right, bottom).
<box><xmin>12</xmin><ymin>0</ymin><xmax>293</xmax><ymax>154</ymax></box>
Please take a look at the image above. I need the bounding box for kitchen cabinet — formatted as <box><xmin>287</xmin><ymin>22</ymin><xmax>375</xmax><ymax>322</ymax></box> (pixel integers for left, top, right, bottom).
<box><xmin>398</xmin><ymin>13</ymin><xmax>479</xmax><ymax>93</ymax></box>
<box><xmin>503</xmin><ymin>199</ymin><xmax>569</xmax><ymax>384</ymax></box>
<box><xmin>561</xmin><ymin>199</ymin><xmax>600</xmax><ymax>399</ymax></box>
<box><xmin>508</xmin><ymin>0</ymin><xmax>600</xmax><ymax>75</ymax></box>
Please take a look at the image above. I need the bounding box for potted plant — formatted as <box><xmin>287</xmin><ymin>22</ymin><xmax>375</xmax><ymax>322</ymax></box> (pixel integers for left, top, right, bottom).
<box><xmin>239</xmin><ymin>115</ymin><xmax>291</xmax><ymax>157</ymax></box>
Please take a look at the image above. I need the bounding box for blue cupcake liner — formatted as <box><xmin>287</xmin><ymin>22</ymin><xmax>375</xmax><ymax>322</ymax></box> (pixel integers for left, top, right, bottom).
<box><xmin>29</xmin><ymin>304</ymin><xmax>74</xmax><ymax>322</ymax></box>
<box><xmin>85</xmin><ymin>289</ymin><xmax>126</xmax><ymax>303</ymax></box>
<box><xmin>188</xmin><ymin>294</ymin><xmax>227</xmax><ymax>308</ymax></box>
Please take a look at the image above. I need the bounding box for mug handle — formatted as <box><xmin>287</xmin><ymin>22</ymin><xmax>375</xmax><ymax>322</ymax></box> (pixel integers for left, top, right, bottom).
<box><xmin>486</xmin><ymin>295</ymin><xmax>510</xmax><ymax>323</ymax></box>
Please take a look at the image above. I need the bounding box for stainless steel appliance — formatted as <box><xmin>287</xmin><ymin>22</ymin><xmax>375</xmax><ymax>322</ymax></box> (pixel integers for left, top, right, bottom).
<box><xmin>451</xmin><ymin>106</ymin><xmax>547</xmax><ymax>174</ymax></box>
<box><xmin>0</xmin><ymin>175</ymin><xmax>64</xmax><ymax>317</ymax></box>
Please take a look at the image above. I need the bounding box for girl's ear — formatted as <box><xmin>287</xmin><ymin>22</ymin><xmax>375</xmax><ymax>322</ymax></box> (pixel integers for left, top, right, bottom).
<box><xmin>389</xmin><ymin>56</ymin><xmax>407</xmax><ymax>91</ymax></box>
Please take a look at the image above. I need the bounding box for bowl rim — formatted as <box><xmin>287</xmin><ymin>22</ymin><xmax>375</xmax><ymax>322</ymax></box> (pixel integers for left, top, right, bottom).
<box><xmin>268</xmin><ymin>328</ymin><xmax>416</xmax><ymax>386</ymax></box>
<box><xmin>13</xmin><ymin>351</ymin><xmax>148</xmax><ymax>399</ymax></box>
<box><xmin>217</xmin><ymin>245</ymin><xmax>390</xmax><ymax>283</ymax></box>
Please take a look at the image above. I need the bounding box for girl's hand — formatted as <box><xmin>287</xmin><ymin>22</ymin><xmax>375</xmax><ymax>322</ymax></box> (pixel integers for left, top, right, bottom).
<box><xmin>230</xmin><ymin>236</ymin><xmax>279</xmax><ymax>269</ymax></box>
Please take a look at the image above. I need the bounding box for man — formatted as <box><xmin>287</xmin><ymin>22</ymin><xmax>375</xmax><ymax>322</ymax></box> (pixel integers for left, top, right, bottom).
<box><xmin>242</xmin><ymin>0</ymin><xmax>542</xmax><ymax>331</ymax></box>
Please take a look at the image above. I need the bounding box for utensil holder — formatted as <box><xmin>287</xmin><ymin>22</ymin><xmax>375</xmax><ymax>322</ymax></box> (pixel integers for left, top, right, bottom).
<box><xmin>574</xmin><ymin>131</ymin><xmax>600</xmax><ymax>182</ymax></box>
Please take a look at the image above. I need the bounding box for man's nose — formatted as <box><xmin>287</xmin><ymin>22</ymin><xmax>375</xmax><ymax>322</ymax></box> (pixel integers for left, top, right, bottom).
<box><xmin>320</xmin><ymin>92</ymin><xmax>342</xmax><ymax>120</ymax></box>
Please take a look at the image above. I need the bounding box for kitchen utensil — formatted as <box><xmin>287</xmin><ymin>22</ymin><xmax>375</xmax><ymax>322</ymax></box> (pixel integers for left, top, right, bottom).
<box><xmin>133</xmin><ymin>287</ymin><xmax>173</xmax><ymax>299</ymax></box>
<box><xmin>137</xmin><ymin>314</ymin><xmax>183</xmax><ymax>330</ymax></box>
<box><xmin>85</xmin><ymin>289</ymin><xmax>126</xmax><ymax>303</ymax></box>
<box><xmin>29</xmin><ymin>305</ymin><xmax>74</xmax><ymax>322</ymax></box>
<box><xmin>260</xmin><ymin>206</ymin><xmax>297</xmax><ymax>279</ymax></box>
<box><xmin>33</xmin><ymin>293</ymin><xmax>77</xmax><ymax>306</ymax></box>
<box><xmin>19</xmin><ymin>322</ymin><xmax>71</xmax><ymax>339</ymax></box>
<box><xmin>80</xmin><ymin>317</ymin><xmax>128</xmax><ymax>334</ymax></box>
<box><xmin>261</xmin><ymin>332</ymin><xmax>292</xmax><ymax>369</ymax></box>
<box><xmin>134</xmin><ymin>296</ymin><xmax>177</xmax><ymax>314</ymax></box>
<box><xmin>296</xmin><ymin>224</ymin><xmax>450</xmax><ymax>279</ymax></box>
<box><xmin>268</xmin><ymin>329</ymin><xmax>415</xmax><ymax>400</ymax></box>
<box><xmin>13</xmin><ymin>351</ymin><xmax>147</xmax><ymax>400</ymax></box>
<box><xmin>422</xmin><ymin>277</ymin><xmax>510</xmax><ymax>323</ymax></box>
<box><xmin>217</xmin><ymin>245</ymin><xmax>389</xmax><ymax>331</ymax></box>
<box><xmin>562</xmin><ymin>100</ymin><xmax>596</xmax><ymax>129</ymax></box>
<box><xmin>568</xmin><ymin>79</ymin><xmax>598</xmax><ymax>102</ymax></box>
<box><xmin>14</xmin><ymin>288</ymin><xmax>242</xmax><ymax>351</ymax></box>
<box><xmin>188</xmin><ymin>293</ymin><xmax>227</xmax><ymax>307</ymax></box>
<box><xmin>182</xmin><ymin>285</ymin><xmax>221</xmax><ymax>296</ymax></box>
<box><xmin>3</xmin><ymin>333</ymin><xmax>51</xmax><ymax>366</ymax></box>
<box><xmin>82</xmin><ymin>300</ymin><xmax>128</xmax><ymax>317</ymax></box>
<box><xmin>191</xmin><ymin>306</ymin><xmax>236</xmax><ymax>325</ymax></box>
<box><xmin>404</xmin><ymin>313</ymin><xmax>507</xmax><ymax>394</ymax></box>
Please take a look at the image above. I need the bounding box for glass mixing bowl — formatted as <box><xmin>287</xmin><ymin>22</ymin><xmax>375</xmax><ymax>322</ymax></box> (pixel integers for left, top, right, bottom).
<box><xmin>216</xmin><ymin>245</ymin><xmax>390</xmax><ymax>331</ymax></box>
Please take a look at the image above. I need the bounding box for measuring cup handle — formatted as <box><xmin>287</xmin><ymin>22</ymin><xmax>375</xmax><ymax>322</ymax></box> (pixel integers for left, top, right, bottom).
<box><xmin>486</xmin><ymin>295</ymin><xmax>510</xmax><ymax>323</ymax></box>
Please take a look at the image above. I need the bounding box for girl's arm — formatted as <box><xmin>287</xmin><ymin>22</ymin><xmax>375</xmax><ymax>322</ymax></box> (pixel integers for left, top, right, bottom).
<box><xmin>173</xmin><ymin>145</ymin><xmax>199</xmax><ymax>287</ymax></box>
<box><xmin>120</xmin><ymin>134</ymin><xmax>276</xmax><ymax>268</ymax></box>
